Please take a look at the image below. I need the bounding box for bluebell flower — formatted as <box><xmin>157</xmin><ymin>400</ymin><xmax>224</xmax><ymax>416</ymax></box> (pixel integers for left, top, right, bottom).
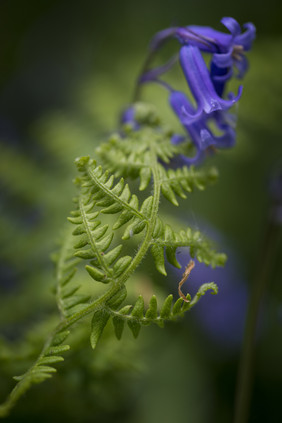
<box><xmin>147</xmin><ymin>17</ymin><xmax>256</xmax><ymax>96</ymax></box>
<box><xmin>139</xmin><ymin>41</ymin><xmax>243</xmax><ymax>123</ymax></box>
<box><xmin>169</xmin><ymin>91</ymin><xmax>236</xmax><ymax>165</ymax></box>
<box><xmin>121</xmin><ymin>106</ymin><xmax>140</xmax><ymax>130</ymax></box>
<box><xmin>125</xmin><ymin>18</ymin><xmax>255</xmax><ymax>167</ymax></box>
<box><xmin>178</xmin><ymin>44</ymin><xmax>242</xmax><ymax>121</ymax></box>
<box><xmin>186</xmin><ymin>17</ymin><xmax>256</xmax><ymax>96</ymax></box>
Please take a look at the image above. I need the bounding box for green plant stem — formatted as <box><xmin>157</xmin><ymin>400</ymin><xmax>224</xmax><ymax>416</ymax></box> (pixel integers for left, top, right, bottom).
<box><xmin>233</xmin><ymin>218</ymin><xmax>281</xmax><ymax>423</ymax></box>
<box><xmin>119</xmin><ymin>148</ymin><xmax>161</xmax><ymax>284</ymax></box>
<box><xmin>0</xmin><ymin>281</ymin><xmax>119</xmax><ymax>417</ymax></box>
<box><xmin>133</xmin><ymin>49</ymin><xmax>156</xmax><ymax>102</ymax></box>
<box><xmin>55</xmin><ymin>229</ymin><xmax>80</xmax><ymax>318</ymax></box>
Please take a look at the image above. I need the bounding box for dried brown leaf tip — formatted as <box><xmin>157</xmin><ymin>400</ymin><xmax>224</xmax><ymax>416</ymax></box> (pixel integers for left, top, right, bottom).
<box><xmin>178</xmin><ymin>260</ymin><xmax>195</xmax><ymax>302</ymax></box>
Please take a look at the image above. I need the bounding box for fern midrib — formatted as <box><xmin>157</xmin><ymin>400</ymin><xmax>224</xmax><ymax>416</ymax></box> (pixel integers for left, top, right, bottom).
<box><xmin>153</xmin><ymin>239</ymin><xmax>199</xmax><ymax>247</ymax></box>
<box><xmin>79</xmin><ymin>196</ymin><xmax>110</xmax><ymax>274</ymax></box>
<box><xmin>107</xmin><ymin>307</ymin><xmax>184</xmax><ymax>324</ymax></box>
<box><xmin>100</xmin><ymin>149</ymin><xmax>148</xmax><ymax>170</ymax></box>
<box><xmin>56</xmin><ymin>229</ymin><xmax>73</xmax><ymax>318</ymax></box>
<box><xmin>87</xmin><ymin>165</ymin><xmax>146</xmax><ymax>221</ymax></box>
<box><xmin>117</xmin><ymin>145</ymin><xmax>161</xmax><ymax>285</ymax></box>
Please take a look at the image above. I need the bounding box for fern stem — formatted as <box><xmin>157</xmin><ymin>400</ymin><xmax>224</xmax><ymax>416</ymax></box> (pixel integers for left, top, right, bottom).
<box><xmin>55</xmin><ymin>229</ymin><xmax>74</xmax><ymax>318</ymax></box>
<box><xmin>118</xmin><ymin>147</ymin><xmax>161</xmax><ymax>284</ymax></box>
<box><xmin>0</xmin><ymin>281</ymin><xmax>121</xmax><ymax>417</ymax></box>
<box><xmin>56</xmin><ymin>283</ymin><xmax>121</xmax><ymax>333</ymax></box>
<box><xmin>79</xmin><ymin>196</ymin><xmax>110</xmax><ymax>273</ymax></box>
<box><xmin>87</xmin><ymin>165</ymin><xmax>145</xmax><ymax>221</ymax></box>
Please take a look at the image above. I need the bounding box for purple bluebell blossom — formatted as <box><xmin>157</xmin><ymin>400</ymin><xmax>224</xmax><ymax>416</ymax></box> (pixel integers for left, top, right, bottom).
<box><xmin>147</xmin><ymin>17</ymin><xmax>255</xmax><ymax>96</ymax></box>
<box><xmin>179</xmin><ymin>45</ymin><xmax>242</xmax><ymax>120</ymax></box>
<box><xmin>120</xmin><ymin>106</ymin><xmax>140</xmax><ymax>130</ymax></box>
<box><xmin>187</xmin><ymin>18</ymin><xmax>255</xmax><ymax>70</ymax></box>
<box><xmin>149</xmin><ymin>26</ymin><xmax>215</xmax><ymax>55</ymax></box>
<box><xmin>187</xmin><ymin>18</ymin><xmax>256</xmax><ymax>96</ymax></box>
<box><xmin>169</xmin><ymin>91</ymin><xmax>236</xmax><ymax>165</ymax></box>
<box><xmin>124</xmin><ymin>18</ymin><xmax>255</xmax><ymax>167</ymax></box>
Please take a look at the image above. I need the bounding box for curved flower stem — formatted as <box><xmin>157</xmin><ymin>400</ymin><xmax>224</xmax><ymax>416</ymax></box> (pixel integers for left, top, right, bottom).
<box><xmin>233</xmin><ymin>216</ymin><xmax>281</xmax><ymax>423</ymax></box>
<box><xmin>133</xmin><ymin>49</ymin><xmax>158</xmax><ymax>102</ymax></box>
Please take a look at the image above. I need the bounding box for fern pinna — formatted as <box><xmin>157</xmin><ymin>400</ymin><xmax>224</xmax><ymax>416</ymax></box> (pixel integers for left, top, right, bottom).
<box><xmin>0</xmin><ymin>17</ymin><xmax>255</xmax><ymax>417</ymax></box>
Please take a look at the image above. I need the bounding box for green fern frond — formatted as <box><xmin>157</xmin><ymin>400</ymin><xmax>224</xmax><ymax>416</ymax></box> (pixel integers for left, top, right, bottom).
<box><xmin>159</xmin><ymin>165</ymin><xmax>219</xmax><ymax>206</ymax></box>
<box><xmin>69</xmin><ymin>156</ymin><xmax>159</xmax><ymax>273</ymax></box>
<box><xmin>150</xmin><ymin>221</ymin><xmax>226</xmax><ymax>275</ymax></box>
<box><xmin>90</xmin><ymin>285</ymin><xmax>127</xmax><ymax>348</ymax></box>
<box><xmin>97</xmin><ymin>125</ymin><xmax>178</xmax><ymax>184</ymax></box>
<box><xmin>105</xmin><ymin>284</ymin><xmax>218</xmax><ymax>341</ymax></box>
<box><xmin>96</xmin><ymin>133</ymin><xmax>149</xmax><ymax>178</ymax></box>
<box><xmin>75</xmin><ymin>156</ymin><xmax>146</xmax><ymax>220</ymax></box>
<box><xmin>52</xmin><ymin>226</ymin><xmax>90</xmax><ymax>318</ymax></box>
<box><xmin>97</xmin><ymin>128</ymin><xmax>218</xmax><ymax>209</ymax></box>
<box><xmin>66</xmin><ymin>158</ymin><xmax>149</xmax><ymax>283</ymax></box>
<box><xmin>0</xmin><ymin>100</ymin><xmax>227</xmax><ymax>417</ymax></box>
<box><xmin>0</xmin><ymin>329</ymin><xmax>70</xmax><ymax>418</ymax></box>
<box><xmin>188</xmin><ymin>282</ymin><xmax>218</xmax><ymax>308</ymax></box>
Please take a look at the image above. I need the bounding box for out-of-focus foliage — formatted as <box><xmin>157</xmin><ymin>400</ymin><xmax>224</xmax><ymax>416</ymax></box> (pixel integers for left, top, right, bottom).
<box><xmin>0</xmin><ymin>5</ymin><xmax>282</xmax><ymax>417</ymax></box>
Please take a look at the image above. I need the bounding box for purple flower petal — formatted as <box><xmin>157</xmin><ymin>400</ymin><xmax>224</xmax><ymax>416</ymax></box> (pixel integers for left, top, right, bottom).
<box><xmin>169</xmin><ymin>91</ymin><xmax>236</xmax><ymax>153</ymax></box>
<box><xmin>200</xmin><ymin>128</ymin><xmax>215</xmax><ymax>149</ymax></box>
<box><xmin>181</xmin><ymin>102</ymin><xmax>204</xmax><ymax>123</ymax></box>
<box><xmin>171</xmin><ymin>134</ymin><xmax>186</xmax><ymax>145</ymax></box>
<box><xmin>234</xmin><ymin>55</ymin><xmax>249</xmax><ymax>78</ymax></box>
<box><xmin>221</xmin><ymin>17</ymin><xmax>241</xmax><ymax>37</ymax></box>
<box><xmin>168</xmin><ymin>84</ymin><xmax>203</xmax><ymax>124</ymax></box>
<box><xmin>179</xmin><ymin>45</ymin><xmax>242</xmax><ymax>116</ymax></box>
<box><xmin>170</xmin><ymin>148</ymin><xmax>204</xmax><ymax>168</ymax></box>
<box><xmin>212</xmin><ymin>68</ymin><xmax>233</xmax><ymax>82</ymax></box>
<box><xmin>235</xmin><ymin>22</ymin><xmax>256</xmax><ymax>50</ymax></box>
<box><xmin>213</xmin><ymin>49</ymin><xmax>233</xmax><ymax>68</ymax></box>
<box><xmin>175</xmin><ymin>27</ymin><xmax>218</xmax><ymax>51</ymax></box>
<box><xmin>120</xmin><ymin>106</ymin><xmax>139</xmax><ymax>130</ymax></box>
<box><xmin>187</xmin><ymin>25</ymin><xmax>232</xmax><ymax>51</ymax></box>
<box><xmin>210</xmin><ymin>63</ymin><xmax>233</xmax><ymax>96</ymax></box>
<box><xmin>121</xmin><ymin>107</ymin><xmax>135</xmax><ymax>124</ymax></box>
<box><xmin>178</xmin><ymin>149</ymin><xmax>204</xmax><ymax>166</ymax></box>
<box><xmin>213</xmin><ymin>125</ymin><xmax>236</xmax><ymax>148</ymax></box>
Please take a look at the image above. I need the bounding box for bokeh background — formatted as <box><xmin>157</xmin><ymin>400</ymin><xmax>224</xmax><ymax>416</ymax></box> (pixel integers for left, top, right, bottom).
<box><xmin>1</xmin><ymin>1</ymin><xmax>282</xmax><ymax>422</ymax></box>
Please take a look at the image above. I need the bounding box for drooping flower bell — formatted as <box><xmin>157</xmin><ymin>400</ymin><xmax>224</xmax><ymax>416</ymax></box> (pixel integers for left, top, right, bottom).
<box><xmin>169</xmin><ymin>90</ymin><xmax>236</xmax><ymax>165</ymax></box>
<box><xmin>147</xmin><ymin>17</ymin><xmax>256</xmax><ymax>96</ymax></box>
<box><xmin>178</xmin><ymin>44</ymin><xmax>242</xmax><ymax>122</ymax></box>
<box><xmin>123</xmin><ymin>18</ymin><xmax>255</xmax><ymax>167</ymax></box>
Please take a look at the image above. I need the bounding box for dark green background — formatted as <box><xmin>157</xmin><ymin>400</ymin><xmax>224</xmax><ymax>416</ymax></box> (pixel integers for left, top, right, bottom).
<box><xmin>0</xmin><ymin>1</ymin><xmax>282</xmax><ymax>422</ymax></box>
<box><xmin>1</xmin><ymin>0</ymin><xmax>281</xmax><ymax>132</ymax></box>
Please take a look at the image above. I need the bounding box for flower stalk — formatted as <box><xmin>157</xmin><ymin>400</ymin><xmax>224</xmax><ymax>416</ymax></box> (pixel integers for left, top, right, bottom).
<box><xmin>234</xmin><ymin>191</ymin><xmax>282</xmax><ymax>423</ymax></box>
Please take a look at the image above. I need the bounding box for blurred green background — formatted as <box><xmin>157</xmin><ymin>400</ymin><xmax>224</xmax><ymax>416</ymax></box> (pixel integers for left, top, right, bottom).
<box><xmin>0</xmin><ymin>1</ymin><xmax>282</xmax><ymax>422</ymax></box>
